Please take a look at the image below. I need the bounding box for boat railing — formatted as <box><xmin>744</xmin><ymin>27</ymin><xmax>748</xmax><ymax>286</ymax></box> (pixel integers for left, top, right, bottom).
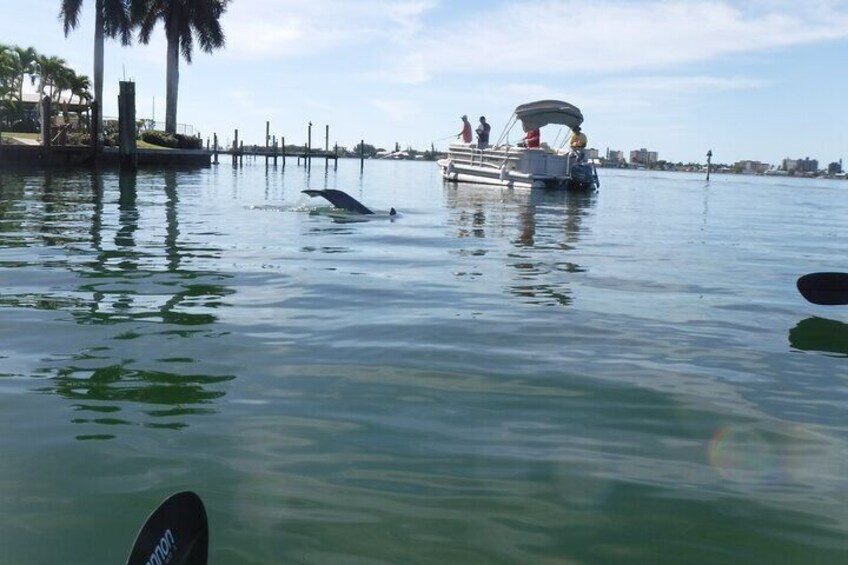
<box><xmin>447</xmin><ymin>143</ymin><xmax>521</xmax><ymax>169</ymax></box>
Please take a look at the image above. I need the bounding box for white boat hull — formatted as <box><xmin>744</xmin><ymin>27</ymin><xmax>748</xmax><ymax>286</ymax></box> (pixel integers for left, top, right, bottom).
<box><xmin>437</xmin><ymin>143</ymin><xmax>597</xmax><ymax>191</ymax></box>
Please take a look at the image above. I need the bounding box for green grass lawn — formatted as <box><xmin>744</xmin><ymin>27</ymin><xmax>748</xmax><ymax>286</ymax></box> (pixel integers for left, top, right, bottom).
<box><xmin>2</xmin><ymin>131</ymin><xmax>175</xmax><ymax>149</ymax></box>
<box><xmin>4</xmin><ymin>132</ymin><xmax>38</xmax><ymax>140</ymax></box>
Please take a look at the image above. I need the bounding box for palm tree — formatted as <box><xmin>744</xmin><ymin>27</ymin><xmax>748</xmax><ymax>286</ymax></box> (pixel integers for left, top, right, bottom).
<box><xmin>0</xmin><ymin>45</ymin><xmax>14</xmax><ymax>99</ymax></box>
<box><xmin>66</xmin><ymin>71</ymin><xmax>93</xmax><ymax>128</ymax></box>
<box><xmin>67</xmin><ymin>71</ymin><xmax>93</xmax><ymax>106</ymax></box>
<box><xmin>34</xmin><ymin>55</ymin><xmax>68</xmax><ymax>102</ymax></box>
<box><xmin>130</xmin><ymin>0</ymin><xmax>229</xmax><ymax>134</ymax></box>
<box><xmin>11</xmin><ymin>46</ymin><xmax>39</xmax><ymax>110</ymax></box>
<box><xmin>60</xmin><ymin>0</ymin><xmax>132</xmax><ymax>146</ymax></box>
<box><xmin>0</xmin><ymin>45</ymin><xmax>39</xmax><ymax>123</ymax></box>
<box><xmin>0</xmin><ymin>45</ymin><xmax>16</xmax><ymax>125</ymax></box>
<box><xmin>33</xmin><ymin>55</ymin><xmax>68</xmax><ymax>132</ymax></box>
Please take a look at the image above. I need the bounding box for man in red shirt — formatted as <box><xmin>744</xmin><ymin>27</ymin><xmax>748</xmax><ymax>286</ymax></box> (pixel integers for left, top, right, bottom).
<box><xmin>520</xmin><ymin>125</ymin><xmax>540</xmax><ymax>148</ymax></box>
<box><xmin>457</xmin><ymin>115</ymin><xmax>472</xmax><ymax>143</ymax></box>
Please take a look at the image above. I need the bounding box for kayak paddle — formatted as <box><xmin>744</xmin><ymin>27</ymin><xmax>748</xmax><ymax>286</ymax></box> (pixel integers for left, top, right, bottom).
<box><xmin>126</xmin><ymin>491</ymin><xmax>208</xmax><ymax>565</ymax></box>
<box><xmin>797</xmin><ymin>272</ymin><xmax>848</xmax><ymax>305</ymax></box>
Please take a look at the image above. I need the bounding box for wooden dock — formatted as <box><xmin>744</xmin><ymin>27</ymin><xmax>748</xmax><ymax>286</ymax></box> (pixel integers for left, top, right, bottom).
<box><xmin>0</xmin><ymin>143</ymin><xmax>212</xmax><ymax>168</ymax></box>
<box><xmin>1</xmin><ymin>94</ymin><xmax>355</xmax><ymax>172</ymax></box>
<box><xmin>213</xmin><ymin>122</ymin><xmax>340</xmax><ymax>170</ymax></box>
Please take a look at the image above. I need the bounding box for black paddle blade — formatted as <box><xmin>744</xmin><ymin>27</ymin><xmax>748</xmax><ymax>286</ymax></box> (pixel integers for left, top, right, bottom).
<box><xmin>302</xmin><ymin>189</ymin><xmax>374</xmax><ymax>214</ymax></box>
<box><xmin>797</xmin><ymin>272</ymin><xmax>848</xmax><ymax>305</ymax></box>
<box><xmin>126</xmin><ymin>491</ymin><xmax>208</xmax><ymax>565</ymax></box>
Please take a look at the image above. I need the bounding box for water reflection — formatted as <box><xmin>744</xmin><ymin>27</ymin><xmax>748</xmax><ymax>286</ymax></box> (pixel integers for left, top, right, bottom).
<box><xmin>444</xmin><ymin>183</ymin><xmax>596</xmax><ymax>306</ymax></box>
<box><xmin>789</xmin><ymin>317</ymin><xmax>848</xmax><ymax>356</ymax></box>
<box><xmin>0</xmin><ymin>172</ymin><xmax>26</xmax><ymax>239</ymax></box>
<box><xmin>74</xmin><ymin>170</ymin><xmax>234</xmax><ymax>326</ymax></box>
<box><xmin>41</xmin><ymin>363</ymin><xmax>233</xmax><ymax>440</ymax></box>
<box><xmin>0</xmin><ymin>169</ymin><xmax>237</xmax><ymax>437</ymax></box>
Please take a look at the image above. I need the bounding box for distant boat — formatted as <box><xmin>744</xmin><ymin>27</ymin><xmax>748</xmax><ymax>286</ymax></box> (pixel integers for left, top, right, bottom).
<box><xmin>437</xmin><ymin>100</ymin><xmax>599</xmax><ymax>191</ymax></box>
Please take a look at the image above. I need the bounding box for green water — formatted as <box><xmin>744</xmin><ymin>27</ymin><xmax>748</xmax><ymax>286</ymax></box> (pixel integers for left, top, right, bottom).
<box><xmin>0</xmin><ymin>162</ymin><xmax>846</xmax><ymax>564</ymax></box>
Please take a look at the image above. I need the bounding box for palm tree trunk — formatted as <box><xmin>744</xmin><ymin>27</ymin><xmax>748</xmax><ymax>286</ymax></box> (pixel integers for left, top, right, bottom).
<box><xmin>93</xmin><ymin>0</ymin><xmax>105</xmax><ymax>149</ymax></box>
<box><xmin>165</xmin><ymin>37</ymin><xmax>179</xmax><ymax>134</ymax></box>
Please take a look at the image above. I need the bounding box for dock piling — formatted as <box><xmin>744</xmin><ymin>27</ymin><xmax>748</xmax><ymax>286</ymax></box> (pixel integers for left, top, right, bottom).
<box><xmin>117</xmin><ymin>81</ymin><xmax>137</xmax><ymax>171</ymax></box>
<box><xmin>706</xmin><ymin>149</ymin><xmax>712</xmax><ymax>181</ymax></box>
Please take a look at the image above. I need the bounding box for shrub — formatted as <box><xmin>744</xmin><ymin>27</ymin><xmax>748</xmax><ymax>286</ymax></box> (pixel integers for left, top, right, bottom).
<box><xmin>66</xmin><ymin>132</ymin><xmax>91</xmax><ymax>146</ymax></box>
<box><xmin>103</xmin><ymin>120</ymin><xmax>119</xmax><ymax>147</ymax></box>
<box><xmin>142</xmin><ymin>130</ymin><xmax>179</xmax><ymax>148</ymax></box>
<box><xmin>174</xmin><ymin>133</ymin><xmax>203</xmax><ymax>150</ymax></box>
<box><xmin>141</xmin><ymin>130</ymin><xmax>202</xmax><ymax>149</ymax></box>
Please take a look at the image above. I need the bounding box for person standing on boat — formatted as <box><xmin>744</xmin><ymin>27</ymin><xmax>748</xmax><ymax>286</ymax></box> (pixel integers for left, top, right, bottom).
<box><xmin>476</xmin><ymin>116</ymin><xmax>491</xmax><ymax>147</ymax></box>
<box><xmin>519</xmin><ymin>125</ymin><xmax>540</xmax><ymax>148</ymax></box>
<box><xmin>569</xmin><ymin>125</ymin><xmax>587</xmax><ymax>161</ymax></box>
<box><xmin>457</xmin><ymin>115</ymin><xmax>472</xmax><ymax>143</ymax></box>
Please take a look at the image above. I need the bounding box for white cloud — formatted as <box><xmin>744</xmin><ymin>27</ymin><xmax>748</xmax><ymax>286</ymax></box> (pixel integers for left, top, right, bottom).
<box><xmin>370</xmin><ymin>98</ymin><xmax>420</xmax><ymax>122</ymax></box>
<box><xmin>385</xmin><ymin>0</ymin><xmax>848</xmax><ymax>82</ymax></box>
<box><xmin>222</xmin><ymin>0</ymin><xmax>437</xmax><ymax>59</ymax></box>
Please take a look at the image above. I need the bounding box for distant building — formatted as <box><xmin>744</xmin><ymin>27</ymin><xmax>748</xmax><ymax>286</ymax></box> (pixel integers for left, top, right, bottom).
<box><xmin>827</xmin><ymin>160</ymin><xmax>843</xmax><ymax>175</ymax></box>
<box><xmin>735</xmin><ymin>160</ymin><xmax>770</xmax><ymax>174</ymax></box>
<box><xmin>584</xmin><ymin>147</ymin><xmax>599</xmax><ymax>160</ymax></box>
<box><xmin>782</xmin><ymin>157</ymin><xmax>818</xmax><ymax>174</ymax></box>
<box><xmin>605</xmin><ymin>149</ymin><xmax>626</xmax><ymax>165</ymax></box>
<box><xmin>630</xmin><ymin>148</ymin><xmax>658</xmax><ymax>166</ymax></box>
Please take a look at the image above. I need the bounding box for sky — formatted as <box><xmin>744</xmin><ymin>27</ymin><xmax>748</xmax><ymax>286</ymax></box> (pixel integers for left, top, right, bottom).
<box><xmin>3</xmin><ymin>0</ymin><xmax>848</xmax><ymax>165</ymax></box>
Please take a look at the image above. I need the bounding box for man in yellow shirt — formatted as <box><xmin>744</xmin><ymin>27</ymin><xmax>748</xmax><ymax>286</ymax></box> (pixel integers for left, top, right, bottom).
<box><xmin>570</xmin><ymin>125</ymin><xmax>587</xmax><ymax>160</ymax></box>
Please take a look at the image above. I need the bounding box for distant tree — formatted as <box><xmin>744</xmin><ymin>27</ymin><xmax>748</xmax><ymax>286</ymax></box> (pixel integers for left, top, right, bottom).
<box><xmin>60</xmin><ymin>0</ymin><xmax>133</xmax><ymax>146</ymax></box>
<box><xmin>130</xmin><ymin>0</ymin><xmax>229</xmax><ymax>134</ymax></box>
<box><xmin>355</xmin><ymin>142</ymin><xmax>378</xmax><ymax>158</ymax></box>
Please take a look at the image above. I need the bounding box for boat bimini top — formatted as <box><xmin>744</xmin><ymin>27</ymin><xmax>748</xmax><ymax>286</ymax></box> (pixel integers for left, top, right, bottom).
<box><xmin>495</xmin><ymin>100</ymin><xmax>585</xmax><ymax>146</ymax></box>
<box><xmin>514</xmin><ymin>100</ymin><xmax>584</xmax><ymax>130</ymax></box>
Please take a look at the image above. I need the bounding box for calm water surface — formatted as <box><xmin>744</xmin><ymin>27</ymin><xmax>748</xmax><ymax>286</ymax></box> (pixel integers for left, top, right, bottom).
<box><xmin>0</xmin><ymin>160</ymin><xmax>846</xmax><ymax>564</ymax></box>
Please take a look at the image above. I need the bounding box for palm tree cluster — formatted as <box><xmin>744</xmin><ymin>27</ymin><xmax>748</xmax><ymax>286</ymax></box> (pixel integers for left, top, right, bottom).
<box><xmin>0</xmin><ymin>43</ymin><xmax>92</xmax><ymax>132</ymax></box>
<box><xmin>60</xmin><ymin>0</ymin><xmax>230</xmax><ymax>139</ymax></box>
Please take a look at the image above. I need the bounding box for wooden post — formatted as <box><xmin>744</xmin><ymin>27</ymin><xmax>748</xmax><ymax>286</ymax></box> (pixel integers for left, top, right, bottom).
<box><xmin>307</xmin><ymin>121</ymin><xmax>312</xmax><ymax>170</ymax></box>
<box><xmin>240</xmin><ymin>141</ymin><xmax>244</xmax><ymax>165</ymax></box>
<box><xmin>40</xmin><ymin>96</ymin><xmax>52</xmax><ymax>149</ymax></box>
<box><xmin>232</xmin><ymin>129</ymin><xmax>239</xmax><ymax>166</ymax></box>
<box><xmin>265</xmin><ymin>121</ymin><xmax>270</xmax><ymax>166</ymax></box>
<box><xmin>118</xmin><ymin>81</ymin><xmax>137</xmax><ymax>171</ymax></box>
<box><xmin>324</xmin><ymin>124</ymin><xmax>329</xmax><ymax>169</ymax></box>
<box><xmin>282</xmin><ymin>136</ymin><xmax>286</xmax><ymax>169</ymax></box>
<box><xmin>213</xmin><ymin>133</ymin><xmax>219</xmax><ymax>164</ymax></box>
<box><xmin>706</xmin><ymin>149</ymin><xmax>712</xmax><ymax>181</ymax></box>
<box><xmin>334</xmin><ymin>142</ymin><xmax>338</xmax><ymax>171</ymax></box>
<box><xmin>89</xmin><ymin>99</ymin><xmax>100</xmax><ymax>156</ymax></box>
<box><xmin>360</xmin><ymin>139</ymin><xmax>365</xmax><ymax>172</ymax></box>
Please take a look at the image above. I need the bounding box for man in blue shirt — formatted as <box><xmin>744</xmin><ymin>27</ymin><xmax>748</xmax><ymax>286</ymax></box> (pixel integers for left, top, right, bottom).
<box><xmin>476</xmin><ymin>116</ymin><xmax>491</xmax><ymax>147</ymax></box>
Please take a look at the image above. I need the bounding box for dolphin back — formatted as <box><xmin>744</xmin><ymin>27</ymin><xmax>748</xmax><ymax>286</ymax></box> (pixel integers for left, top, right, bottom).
<box><xmin>302</xmin><ymin>189</ymin><xmax>374</xmax><ymax>214</ymax></box>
